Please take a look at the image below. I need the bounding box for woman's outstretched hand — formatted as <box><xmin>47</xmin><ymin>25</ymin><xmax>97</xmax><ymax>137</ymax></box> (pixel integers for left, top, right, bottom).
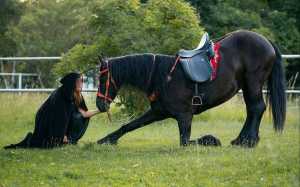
<box><xmin>78</xmin><ymin>108</ymin><xmax>100</xmax><ymax>118</ymax></box>
<box><xmin>63</xmin><ymin>135</ymin><xmax>69</xmax><ymax>144</ymax></box>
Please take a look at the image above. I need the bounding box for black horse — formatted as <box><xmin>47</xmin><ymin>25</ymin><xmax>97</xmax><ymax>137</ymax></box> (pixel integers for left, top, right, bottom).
<box><xmin>96</xmin><ymin>30</ymin><xmax>286</xmax><ymax>147</ymax></box>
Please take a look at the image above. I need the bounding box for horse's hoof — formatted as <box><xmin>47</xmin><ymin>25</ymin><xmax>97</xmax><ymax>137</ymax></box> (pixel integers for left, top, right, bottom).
<box><xmin>231</xmin><ymin>135</ymin><xmax>259</xmax><ymax>148</ymax></box>
<box><xmin>97</xmin><ymin>137</ymin><xmax>118</xmax><ymax>145</ymax></box>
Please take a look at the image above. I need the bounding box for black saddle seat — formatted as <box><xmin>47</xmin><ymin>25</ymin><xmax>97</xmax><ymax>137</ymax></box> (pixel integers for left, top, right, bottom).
<box><xmin>177</xmin><ymin>32</ymin><xmax>214</xmax><ymax>83</ymax></box>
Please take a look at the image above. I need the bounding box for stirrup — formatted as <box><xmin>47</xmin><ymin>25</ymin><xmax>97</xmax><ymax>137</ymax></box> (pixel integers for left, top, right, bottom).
<box><xmin>192</xmin><ymin>83</ymin><xmax>203</xmax><ymax>106</ymax></box>
<box><xmin>192</xmin><ymin>95</ymin><xmax>203</xmax><ymax>106</ymax></box>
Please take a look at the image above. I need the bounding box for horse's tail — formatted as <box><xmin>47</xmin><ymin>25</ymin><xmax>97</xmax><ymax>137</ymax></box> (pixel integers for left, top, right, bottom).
<box><xmin>267</xmin><ymin>41</ymin><xmax>286</xmax><ymax>132</ymax></box>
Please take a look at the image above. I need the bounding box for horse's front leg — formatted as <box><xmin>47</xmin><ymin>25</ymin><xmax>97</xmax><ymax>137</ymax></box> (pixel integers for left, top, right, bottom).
<box><xmin>97</xmin><ymin>109</ymin><xmax>167</xmax><ymax>145</ymax></box>
<box><xmin>176</xmin><ymin>113</ymin><xmax>193</xmax><ymax>146</ymax></box>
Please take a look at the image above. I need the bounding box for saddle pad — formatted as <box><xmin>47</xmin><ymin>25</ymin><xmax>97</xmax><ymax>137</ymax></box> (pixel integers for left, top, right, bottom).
<box><xmin>210</xmin><ymin>42</ymin><xmax>221</xmax><ymax>80</ymax></box>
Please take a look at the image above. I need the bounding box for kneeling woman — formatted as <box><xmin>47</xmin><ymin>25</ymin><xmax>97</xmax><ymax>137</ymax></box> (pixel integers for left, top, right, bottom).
<box><xmin>4</xmin><ymin>72</ymin><xmax>100</xmax><ymax>149</ymax></box>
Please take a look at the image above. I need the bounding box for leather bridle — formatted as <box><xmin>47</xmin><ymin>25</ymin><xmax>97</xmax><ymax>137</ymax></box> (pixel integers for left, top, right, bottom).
<box><xmin>96</xmin><ymin>60</ymin><xmax>118</xmax><ymax>103</ymax></box>
<box><xmin>97</xmin><ymin>54</ymin><xmax>158</xmax><ymax>102</ymax></box>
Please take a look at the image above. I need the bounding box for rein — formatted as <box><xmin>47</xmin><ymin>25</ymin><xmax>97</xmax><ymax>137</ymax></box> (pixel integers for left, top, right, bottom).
<box><xmin>167</xmin><ymin>56</ymin><xmax>181</xmax><ymax>82</ymax></box>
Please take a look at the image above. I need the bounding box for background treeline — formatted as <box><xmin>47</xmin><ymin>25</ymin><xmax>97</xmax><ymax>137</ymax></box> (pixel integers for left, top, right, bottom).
<box><xmin>0</xmin><ymin>0</ymin><xmax>299</xmax><ymax>114</ymax></box>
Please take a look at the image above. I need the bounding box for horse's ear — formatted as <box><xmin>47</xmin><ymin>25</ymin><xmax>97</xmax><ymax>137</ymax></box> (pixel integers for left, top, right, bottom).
<box><xmin>98</xmin><ymin>54</ymin><xmax>103</xmax><ymax>65</ymax></box>
<box><xmin>98</xmin><ymin>53</ymin><xmax>107</xmax><ymax>66</ymax></box>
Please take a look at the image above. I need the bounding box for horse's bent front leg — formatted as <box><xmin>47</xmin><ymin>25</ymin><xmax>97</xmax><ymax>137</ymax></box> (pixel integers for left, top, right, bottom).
<box><xmin>97</xmin><ymin>109</ymin><xmax>167</xmax><ymax>145</ymax></box>
<box><xmin>176</xmin><ymin>113</ymin><xmax>193</xmax><ymax>146</ymax></box>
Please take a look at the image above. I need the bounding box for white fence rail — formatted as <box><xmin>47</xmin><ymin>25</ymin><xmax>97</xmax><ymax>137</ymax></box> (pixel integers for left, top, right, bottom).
<box><xmin>0</xmin><ymin>55</ymin><xmax>299</xmax><ymax>93</ymax></box>
<box><xmin>0</xmin><ymin>88</ymin><xmax>97</xmax><ymax>92</ymax></box>
<box><xmin>0</xmin><ymin>57</ymin><xmax>62</xmax><ymax>61</ymax></box>
<box><xmin>281</xmin><ymin>54</ymin><xmax>300</xmax><ymax>59</ymax></box>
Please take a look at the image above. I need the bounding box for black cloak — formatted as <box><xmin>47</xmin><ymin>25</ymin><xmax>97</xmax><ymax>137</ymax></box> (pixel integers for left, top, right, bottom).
<box><xmin>4</xmin><ymin>72</ymin><xmax>90</xmax><ymax>149</ymax></box>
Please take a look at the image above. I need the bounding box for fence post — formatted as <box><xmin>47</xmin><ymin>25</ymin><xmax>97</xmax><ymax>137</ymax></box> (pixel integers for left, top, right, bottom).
<box><xmin>18</xmin><ymin>73</ymin><xmax>22</xmax><ymax>89</ymax></box>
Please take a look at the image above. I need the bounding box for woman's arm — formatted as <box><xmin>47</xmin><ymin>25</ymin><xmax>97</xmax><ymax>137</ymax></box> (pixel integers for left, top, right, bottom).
<box><xmin>78</xmin><ymin>108</ymin><xmax>100</xmax><ymax>118</ymax></box>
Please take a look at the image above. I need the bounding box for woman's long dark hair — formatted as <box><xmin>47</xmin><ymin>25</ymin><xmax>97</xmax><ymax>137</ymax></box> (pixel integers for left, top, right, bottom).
<box><xmin>74</xmin><ymin>75</ymin><xmax>83</xmax><ymax>107</ymax></box>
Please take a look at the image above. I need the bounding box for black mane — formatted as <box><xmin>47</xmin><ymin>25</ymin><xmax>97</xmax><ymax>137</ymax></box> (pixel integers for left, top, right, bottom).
<box><xmin>109</xmin><ymin>53</ymin><xmax>175</xmax><ymax>93</ymax></box>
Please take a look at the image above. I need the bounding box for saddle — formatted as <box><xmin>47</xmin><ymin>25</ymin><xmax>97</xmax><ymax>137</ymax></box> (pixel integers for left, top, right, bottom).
<box><xmin>177</xmin><ymin>32</ymin><xmax>215</xmax><ymax>105</ymax></box>
<box><xmin>178</xmin><ymin>32</ymin><xmax>214</xmax><ymax>83</ymax></box>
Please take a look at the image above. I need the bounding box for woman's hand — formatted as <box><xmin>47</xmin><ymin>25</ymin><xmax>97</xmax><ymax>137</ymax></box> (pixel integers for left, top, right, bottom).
<box><xmin>78</xmin><ymin>108</ymin><xmax>100</xmax><ymax>118</ymax></box>
<box><xmin>63</xmin><ymin>135</ymin><xmax>69</xmax><ymax>144</ymax></box>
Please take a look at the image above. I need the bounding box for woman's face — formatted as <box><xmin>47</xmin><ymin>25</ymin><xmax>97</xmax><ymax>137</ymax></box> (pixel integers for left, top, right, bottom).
<box><xmin>75</xmin><ymin>76</ymin><xmax>83</xmax><ymax>92</ymax></box>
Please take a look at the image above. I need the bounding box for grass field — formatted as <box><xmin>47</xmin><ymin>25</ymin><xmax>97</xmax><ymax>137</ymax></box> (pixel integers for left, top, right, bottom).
<box><xmin>0</xmin><ymin>93</ymin><xmax>299</xmax><ymax>187</ymax></box>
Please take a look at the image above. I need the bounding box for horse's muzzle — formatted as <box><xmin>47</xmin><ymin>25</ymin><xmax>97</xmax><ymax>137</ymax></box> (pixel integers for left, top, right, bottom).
<box><xmin>96</xmin><ymin>97</ymin><xmax>110</xmax><ymax>112</ymax></box>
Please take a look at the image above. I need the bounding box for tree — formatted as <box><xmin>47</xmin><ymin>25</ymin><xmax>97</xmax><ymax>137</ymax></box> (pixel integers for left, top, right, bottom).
<box><xmin>0</xmin><ymin>0</ymin><xmax>23</xmax><ymax>56</ymax></box>
<box><xmin>7</xmin><ymin>0</ymin><xmax>94</xmax><ymax>87</ymax></box>
<box><xmin>187</xmin><ymin>0</ymin><xmax>300</xmax><ymax>87</ymax></box>
<box><xmin>55</xmin><ymin>0</ymin><xmax>204</xmax><ymax>114</ymax></box>
<box><xmin>0</xmin><ymin>0</ymin><xmax>24</xmax><ymax>88</ymax></box>
<box><xmin>267</xmin><ymin>0</ymin><xmax>300</xmax><ymax>84</ymax></box>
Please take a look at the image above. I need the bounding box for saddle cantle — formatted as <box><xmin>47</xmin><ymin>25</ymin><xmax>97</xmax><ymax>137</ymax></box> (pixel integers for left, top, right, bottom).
<box><xmin>178</xmin><ymin>32</ymin><xmax>214</xmax><ymax>83</ymax></box>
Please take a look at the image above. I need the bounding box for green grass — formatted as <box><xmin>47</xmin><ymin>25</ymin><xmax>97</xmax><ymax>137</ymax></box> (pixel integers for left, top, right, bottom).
<box><xmin>0</xmin><ymin>93</ymin><xmax>299</xmax><ymax>187</ymax></box>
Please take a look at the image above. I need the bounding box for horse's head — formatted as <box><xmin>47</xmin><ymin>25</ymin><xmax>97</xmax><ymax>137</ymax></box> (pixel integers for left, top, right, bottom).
<box><xmin>96</xmin><ymin>55</ymin><xmax>118</xmax><ymax>112</ymax></box>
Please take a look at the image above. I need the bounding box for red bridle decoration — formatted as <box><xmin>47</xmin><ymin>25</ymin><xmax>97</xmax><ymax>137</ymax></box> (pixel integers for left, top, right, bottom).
<box><xmin>96</xmin><ymin>63</ymin><xmax>118</xmax><ymax>103</ymax></box>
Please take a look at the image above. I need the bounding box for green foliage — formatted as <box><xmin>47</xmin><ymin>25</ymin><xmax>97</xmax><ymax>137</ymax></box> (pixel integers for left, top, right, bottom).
<box><xmin>268</xmin><ymin>0</ymin><xmax>300</xmax><ymax>29</ymax></box>
<box><xmin>54</xmin><ymin>44</ymin><xmax>100</xmax><ymax>77</ymax></box>
<box><xmin>188</xmin><ymin>0</ymin><xmax>300</xmax><ymax>86</ymax></box>
<box><xmin>0</xmin><ymin>0</ymin><xmax>24</xmax><ymax>56</ymax></box>
<box><xmin>9</xmin><ymin>0</ymin><xmax>92</xmax><ymax>56</ymax></box>
<box><xmin>116</xmin><ymin>86</ymin><xmax>151</xmax><ymax>116</ymax></box>
<box><xmin>6</xmin><ymin>0</ymin><xmax>94</xmax><ymax>86</ymax></box>
<box><xmin>264</xmin><ymin>1</ymin><xmax>300</xmax><ymax>82</ymax></box>
<box><xmin>55</xmin><ymin>0</ymin><xmax>204</xmax><ymax>115</ymax></box>
<box><xmin>141</xmin><ymin>0</ymin><xmax>203</xmax><ymax>53</ymax></box>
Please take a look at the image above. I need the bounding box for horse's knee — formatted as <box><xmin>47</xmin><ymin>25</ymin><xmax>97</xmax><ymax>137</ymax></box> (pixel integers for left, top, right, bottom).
<box><xmin>248</xmin><ymin>100</ymin><xmax>266</xmax><ymax>115</ymax></box>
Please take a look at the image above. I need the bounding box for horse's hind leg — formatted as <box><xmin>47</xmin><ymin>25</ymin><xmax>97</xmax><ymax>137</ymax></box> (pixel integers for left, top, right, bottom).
<box><xmin>231</xmin><ymin>84</ymin><xmax>266</xmax><ymax>147</ymax></box>
<box><xmin>176</xmin><ymin>113</ymin><xmax>193</xmax><ymax>146</ymax></box>
<box><xmin>97</xmin><ymin>109</ymin><xmax>167</xmax><ymax>145</ymax></box>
